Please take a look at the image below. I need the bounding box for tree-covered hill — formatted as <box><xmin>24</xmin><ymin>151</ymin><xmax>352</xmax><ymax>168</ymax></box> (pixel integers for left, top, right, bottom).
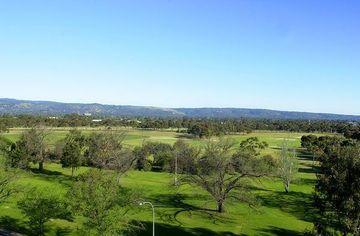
<box><xmin>1</xmin><ymin>98</ymin><xmax>359</xmax><ymax>120</ymax></box>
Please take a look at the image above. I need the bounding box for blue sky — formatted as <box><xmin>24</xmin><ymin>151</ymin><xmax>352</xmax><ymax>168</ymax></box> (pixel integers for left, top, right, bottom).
<box><xmin>0</xmin><ymin>0</ymin><xmax>359</xmax><ymax>115</ymax></box>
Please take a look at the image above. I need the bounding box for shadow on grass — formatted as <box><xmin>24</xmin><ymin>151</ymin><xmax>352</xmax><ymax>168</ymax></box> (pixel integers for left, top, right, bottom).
<box><xmin>54</xmin><ymin>227</ymin><xmax>72</xmax><ymax>236</ymax></box>
<box><xmin>152</xmin><ymin>193</ymin><xmax>234</xmax><ymax>226</ymax></box>
<box><xmin>0</xmin><ymin>216</ymin><xmax>73</xmax><ymax>236</ymax></box>
<box><xmin>30</xmin><ymin>168</ymin><xmax>63</xmax><ymax>176</ymax></box>
<box><xmin>29</xmin><ymin>167</ymin><xmax>73</xmax><ymax>187</ymax></box>
<box><xmin>136</xmin><ymin>221</ymin><xmax>242</xmax><ymax>236</ymax></box>
<box><xmin>258</xmin><ymin>191</ymin><xmax>316</xmax><ymax>223</ymax></box>
<box><xmin>0</xmin><ymin>216</ymin><xmax>31</xmax><ymax>236</ymax></box>
<box><xmin>256</xmin><ymin>226</ymin><xmax>303</xmax><ymax>236</ymax></box>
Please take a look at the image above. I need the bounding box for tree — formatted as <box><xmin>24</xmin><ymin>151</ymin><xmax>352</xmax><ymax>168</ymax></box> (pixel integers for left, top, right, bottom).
<box><xmin>0</xmin><ymin>157</ymin><xmax>17</xmax><ymax>203</ymax></box>
<box><xmin>314</xmin><ymin>144</ymin><xmax>360</xmax><ymax>235</ymax></box>
<box><xmin>278</xmin><ymin>140</ymin><xmax>298</xmax><ymax>193</ymax></box>
<box><xmin>18</xmin><ymin>190</ymin><xmax>71</xmax><ymax>235</ymax></box>
<box><xmin>181</xmin><ymin>138</ymin><xmax>276</xmax><ymax>213</ymax></box>
<box><xmin>0</xmin><ymin>136</ymin><xmax>29</xmax><ymax>169</ymax></box>
<box><xmin>20</xmin><ymin>127</ymin><xmax>48</xmax><ymax>171</ymax></box>
<box><xmin>172</xmin><ymin>139</ymin><xmax>200</xmax><ymax>185</ymax></box>
<box><xmin>86</xmin><ymin>132</ymin><xmax>135</xmax><ymax>180</ymax></box>
<box><xmin>0</xmin><ymin>121</ymin><xmax>8</xmax><ymax>133</ymax></box>
<box><xmin>60</xmin><ymin>129</ymin><xmax>86</xmax><ymax>176</ymax></box>
<box><xmin>133</xmin><ymin>145</ymin><xmax>151</xmax><ymax>171</ymax></box>
<box><xmin>187</xmin><ymin>123</ymin><xmax>211</xmax><ymax>138</ymax></box>
<box><xmin>67</xmin><ymin>169</ymin><xmax>133</xmax><ymax>234</ymax></box>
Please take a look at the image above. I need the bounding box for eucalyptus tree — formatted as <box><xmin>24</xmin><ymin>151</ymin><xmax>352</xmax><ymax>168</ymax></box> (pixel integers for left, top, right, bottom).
<box><xmin>181</xmin><ymin>138</ymin><xmax>276</xmax><ymax>213</ymax></box>
<box><xmin>278</xmin><ymin>140</ymin><xmax>298</xmax><ymax>193</ymax></box>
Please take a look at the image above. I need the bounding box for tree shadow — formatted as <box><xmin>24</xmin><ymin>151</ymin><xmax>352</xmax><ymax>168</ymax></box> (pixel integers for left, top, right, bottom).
<box><xmin>136</xmin><ymin>221</ymin><xmax>242</xmax><ymax>236</ymax></box>
<box><xmin>258</xmin><ymin>191</ymin><xmax>316</xmax><ymax>223</ymax></box>
<box><xmin>29</xmin><ymin>167</ymin><xmax>73</xmax><ymax>187</ymax></box>
<box><xmin>30</xmin><ymin>168</ymin><xmax>63</xmax><ymax>176</ymax></box>
<box><xmin>298</xmin><ymin>178</ymin><xmax>316</xmax><ymax>186</ymax></box>
<box><xmin>150</xmin><ymin>193</ymin><xmax>234</xmax><ymax>226</ymax></box>
<box><xmin>54</xmin><ymin>227</ymin><xmax>72</xmax><ymax>236</ymax></box>
<box><xmin>174</xmin><ymin>134</ymin><xmax>194</xmax><ymax>139</ymax></box>
<box><xmin>0</xmin><ymin>216</ymin><xmax>31</xmax><ymax>236</ymax></box>
<box><xmin>298</xmin><ymin>167</ymin><xmax>317</xmax><ymax>174</ymax></box>
<box><xmin>256</xmin><ymin>226</ymin><xmax>303</xmax><ymax>236</ymax></box>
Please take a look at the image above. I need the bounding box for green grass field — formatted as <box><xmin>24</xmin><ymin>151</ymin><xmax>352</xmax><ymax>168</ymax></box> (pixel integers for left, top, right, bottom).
<box><xmin>0</xmin><ymin>128</ymin><xmax>325</xmax><ymax>235</ymax></box>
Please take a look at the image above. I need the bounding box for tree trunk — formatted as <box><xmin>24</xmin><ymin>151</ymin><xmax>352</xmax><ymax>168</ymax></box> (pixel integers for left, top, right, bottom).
<box><xmin>217</xmin><ymin>201</ymin><xmax>224</xmax><ymax>213</ymax></box>
<box><xmin>38</xmin><ymin>161</ymin><xmax>44</xmax><ymax>172</ymax></box>
<box><xmin>71</xmin><ymin>167</ymin><xmax>74</xmax><ymax>177</ymax></box>
<box><xmin>285</xmin><ymin>181</ymin><xmax>290</xmax><ymax>193</ymax></box>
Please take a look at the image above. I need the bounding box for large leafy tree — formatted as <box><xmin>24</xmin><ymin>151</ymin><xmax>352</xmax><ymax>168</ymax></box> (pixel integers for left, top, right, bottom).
<box><xmin>314</xmin><ymin>144</ymin><xmax>360</xmax><ymax>235</ymax></box>
<box><xmin>60</xmin><ymin>129</ymin><xmax>86</xmax><ymax>176</ymax></box>
<box><xmin>18</xmin><ymin>190</ymin><xmax>72</xmax><ymax>236</ymax></box>
<box><xmin>181</xmin><ymin>138</ymin><xmax>276</xmax><ymax>213</ymax></box>
<box><xmin>67</xmin><ymin>169</ymin><xmax>134</xmax><ymax>234</ymax></box>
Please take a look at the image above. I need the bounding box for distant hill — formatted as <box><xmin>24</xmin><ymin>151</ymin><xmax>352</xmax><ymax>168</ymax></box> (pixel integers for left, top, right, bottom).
<box><xmin>1</xmin><ymin>98</ymin><xmax>359</xmax><ymax>121</ymax></box>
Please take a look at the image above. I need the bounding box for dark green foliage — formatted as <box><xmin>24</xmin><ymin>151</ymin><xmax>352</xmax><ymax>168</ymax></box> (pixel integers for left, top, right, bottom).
<box><xmin>314</xmin><ymin>144</ymin><xmax>360</xmax><ymax>235</ymax></box>
<box><xmin>187</xmin><ymin>123</ymin><xmax>212</xmax><ymax>138</ymax></box>
<box><xmin>133</xmin><ymin>146</ymin><xmax>151</xmax><ymax>171</ymax></box>
<box><xmin>0</xmin><ymin>136</ymin><xmax>30</xmax><ymax>169</ymax></box>
<box><xmin>134</xmin><ymin>142</ymin><xmax>173</xmax><ymax>171</ymax></box>
<box><xmin>18</xmin><ymin>190</ymin><xmax>72</xmax><ymax>236</ymax></box>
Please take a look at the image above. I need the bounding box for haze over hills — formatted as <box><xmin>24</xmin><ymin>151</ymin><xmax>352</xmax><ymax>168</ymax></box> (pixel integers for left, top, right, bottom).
<box><xmin>0</xmin><ymin>98</ymin><xmax>359</xmax><ymax>121</ymax></box>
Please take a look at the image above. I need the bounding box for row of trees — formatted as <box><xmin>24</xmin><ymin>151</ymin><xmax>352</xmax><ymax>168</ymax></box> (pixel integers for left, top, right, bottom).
<box><xmin>1</xmin><ymin>114</ymin><xmax>358</xmax><ymax>135</ymax></box>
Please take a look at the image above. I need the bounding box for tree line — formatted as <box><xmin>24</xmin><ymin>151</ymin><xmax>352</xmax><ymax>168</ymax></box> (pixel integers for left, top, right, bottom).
<box><xmin>1</xmin><ymin>114</ymin><xmax>359</xmax><ymax>136</ymax></box>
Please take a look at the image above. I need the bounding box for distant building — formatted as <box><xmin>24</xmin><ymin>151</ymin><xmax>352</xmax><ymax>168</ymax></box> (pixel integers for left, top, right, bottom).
<box><xmin>92</xmin><ymin>119</ymin><xmax>102</xmax><ymax>122</ymax></box>
<box><xmin>84</xmin><ymin>113</ymin><xmax>92</xmax><ymax>116</ymax></box>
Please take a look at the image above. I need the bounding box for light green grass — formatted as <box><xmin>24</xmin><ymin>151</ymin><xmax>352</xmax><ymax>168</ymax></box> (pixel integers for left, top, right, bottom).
<box><xmin>0</xmin><ymin>128</ymin><xmax>321</xmax><ymax>235</ymax></box>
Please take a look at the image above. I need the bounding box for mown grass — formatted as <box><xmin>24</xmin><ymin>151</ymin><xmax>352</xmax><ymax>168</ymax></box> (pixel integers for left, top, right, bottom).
<box><xmin>0</xmin><ymin>128</ymin><xmax>322</xmax><ymax>235</ymax></box>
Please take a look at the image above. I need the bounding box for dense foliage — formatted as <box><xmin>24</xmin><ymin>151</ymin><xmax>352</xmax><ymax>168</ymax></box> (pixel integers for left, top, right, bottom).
<box><xmin>301</xmin><ymin>134</ymin><xmax>360</xmax><ymax>235</ymax></box>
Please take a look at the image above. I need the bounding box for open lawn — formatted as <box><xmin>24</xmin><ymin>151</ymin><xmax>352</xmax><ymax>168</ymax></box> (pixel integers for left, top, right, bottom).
<box><xmin>0</xmin><ymin>128</ymin><xmax>325</xmax><ymax>235</ymax></box>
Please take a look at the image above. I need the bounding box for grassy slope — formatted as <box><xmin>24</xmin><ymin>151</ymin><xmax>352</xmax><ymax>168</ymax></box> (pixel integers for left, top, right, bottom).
<box><xmin>0</xmin><ymin>128</ymin><xmax>323</xmax><ymax>235</ymax></box>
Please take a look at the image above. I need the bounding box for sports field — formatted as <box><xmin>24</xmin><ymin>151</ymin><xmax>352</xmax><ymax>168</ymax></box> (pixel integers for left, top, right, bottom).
<box><xmin>0</xmin><ymin>128</ymin><xmax>325</xmax><ymax>235</ymax></box>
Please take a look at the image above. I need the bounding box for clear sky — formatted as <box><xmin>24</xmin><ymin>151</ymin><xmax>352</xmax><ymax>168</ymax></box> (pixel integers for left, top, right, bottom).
<box><xmin>0</xmin><ymin>0</ymin><xmax>359</xmax><ymax>115</ymax></box>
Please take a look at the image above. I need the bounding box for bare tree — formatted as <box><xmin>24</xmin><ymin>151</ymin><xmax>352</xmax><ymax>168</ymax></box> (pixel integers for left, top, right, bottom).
<box><xmin>278</xmin><ymin>140</ymin><xmax>299</xmax><ymax>193</ymax></box>
<box><xmin>181</xmin><ymin>138</ymin><xmax>276</xmax><ymax>213</ymax></box>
